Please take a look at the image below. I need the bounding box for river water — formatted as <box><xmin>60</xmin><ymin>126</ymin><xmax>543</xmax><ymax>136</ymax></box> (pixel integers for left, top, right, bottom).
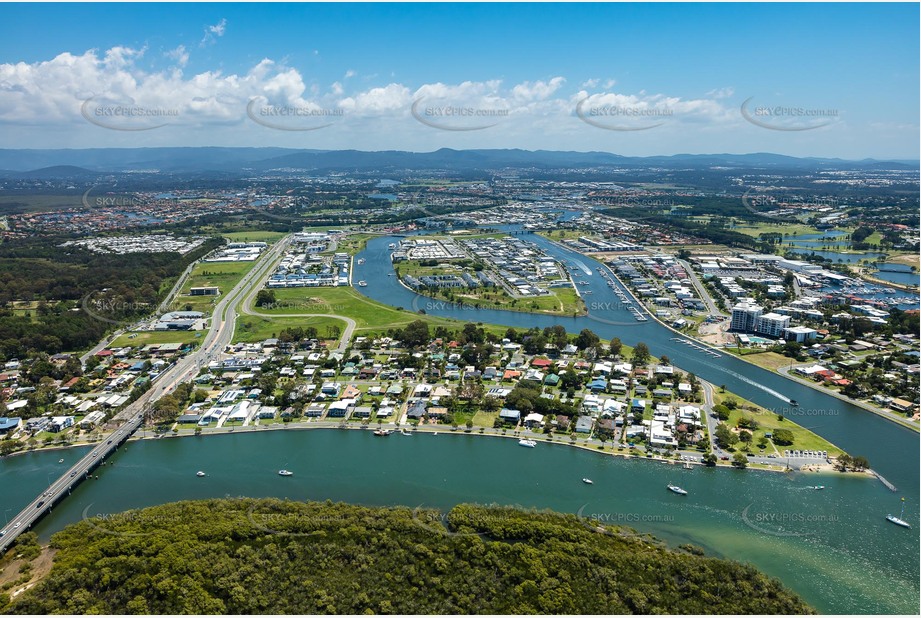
<box><xmin>2</xmin><ymin>224</ymin><xmax>918</xmax><ymax>613</ymax></box>
<box><xmin>2</xmin><ymin>430</ymin><xmax>917</xmax><ymax>614</ymax></box>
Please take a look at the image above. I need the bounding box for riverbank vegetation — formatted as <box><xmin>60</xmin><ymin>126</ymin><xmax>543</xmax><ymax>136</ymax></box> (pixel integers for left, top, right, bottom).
<box><xmin>3</xmin><ymin>499</ymin><xmax>812</xmax><ymax>615</ymax></box>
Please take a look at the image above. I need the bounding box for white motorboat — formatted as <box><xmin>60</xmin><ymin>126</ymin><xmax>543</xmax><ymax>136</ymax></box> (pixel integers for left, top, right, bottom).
<box><xmin>518</xmin><ymin>439</ymin><xmax>537</xmax><ymax>448</ymax></box>
<box><xmin>278</xmin><ymin>469</ymin><xmax>293</xmax><ymax>476</ymax></box>
<box><xmin>582</xmin><ymin>478</ymin><xmax>593</xmax><ymax>485</ymax></box>
<box><xmin>196</xmin><ymin>471</ymin><xmax>206</xmax><ymax>477</ymax></box>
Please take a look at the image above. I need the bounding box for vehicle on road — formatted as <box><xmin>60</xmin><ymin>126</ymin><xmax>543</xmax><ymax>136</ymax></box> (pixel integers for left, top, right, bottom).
<box><xmin>13</xmin><ymin>522</ymin><xmax>21</xmax><ymax>529</ymax></box>
<box><xmin>36</xmin><ymin>501</ymin><xmax>44</xmax><ymax>508</ymax></box>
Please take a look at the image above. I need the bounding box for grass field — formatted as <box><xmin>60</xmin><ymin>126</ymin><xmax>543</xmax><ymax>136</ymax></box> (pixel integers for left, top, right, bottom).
<box><xmin>887</xmin><ymin>253</ymin><xmax>920</xmax><ymax>270</ymax></box>
<box><xmin>730</xmin><ymin>222</ymin><xmax>849</xmax><ymax>239</ymax></box>
<box><xmin>725</xmin><ymin>348</ymin><xmax>796</xmax><ymax>371</ymax></box>
<box><xmin>253</xmin><ymin>286</ymin><xmax>513</xmax><ymax>338</ymax></box>
<box><xmin>233</xmin><ymin>314</ymin><xmax>345</xmax><ymax>343</ymax></box>
<box><xmin>538</xmin><ymin>230</ymin><xmax>589</xmax><ymax>241</ymax></box>
<box><xmin>222</xmin><ymin>231</ymin><xmax>287</xmax><ymax>244</ymax></box>
<box><xmin>170</xmin><ymin>260</ymin><xmax>261</xmax><ymax>314</ymax></box>
<box><xmin>110</xmin><ymin>330</ymin><xmax>201</xmax><ymax>347</ymax></box>
<box><xmin>714</xmin><ymin>391</ymin><xmax>844</xmax><ymax>456</ymax></box>
<box><xmin>326</xmin><ymin>233</ymin><xmax>374</xmax><ymax>255</ymax></box>
<box><xmin>0</xmin><ymin>194</ymin><xmax>83</xmax><ymax>213</ymax></box>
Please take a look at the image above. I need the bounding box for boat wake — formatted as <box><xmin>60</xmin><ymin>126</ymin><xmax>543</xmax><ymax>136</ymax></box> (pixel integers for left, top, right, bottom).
<box><xmin>569</xmin><ymin>259</ymin><xmax>592</xmax><ymax>276</ymax></box>
<box><xmin>694</xmin><ymin>358</ymin><xmax>794</xmax><ymax>404</ymax></box>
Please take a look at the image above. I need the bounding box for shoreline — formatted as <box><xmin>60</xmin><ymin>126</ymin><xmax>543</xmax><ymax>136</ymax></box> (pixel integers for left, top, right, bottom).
<box><xmin>394</xmin><ymin>273</ymin><xmax>587</xmax><ymax>319</ymax></box>
<box><xmin>106</xmin><ymin>420</ymin><xmax>865</xmax><ymax>479</ymax></box>
<box><xmin>593</xmin><ymin>251</ymin><xmax>918</xmax><ymax>435</ymax></box>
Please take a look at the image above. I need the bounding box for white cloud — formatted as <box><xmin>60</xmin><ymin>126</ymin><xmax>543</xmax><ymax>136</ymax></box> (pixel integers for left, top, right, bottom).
<box><xmin>707</xmin><ymin>87</ymin><xmax>734</xmax><ymax>99</ymax></box>
<box><xmin>200</xmin><ymin>18</ymin><xmax>227</xmax><ymax>46</ymax></box>
<box><xmin>511</xmin><ymin>77</ymin><xmax>565</xmax><ymax>101</ymax></box>
<box><xmin>166</xmin><ymin>45</ymin><xmax>189</xmax><ymax>68</ymax></box>
<box><xmin>0</xmin><ymin>47</ymin><xmax>776</xmax><ymax>151</ymax></box>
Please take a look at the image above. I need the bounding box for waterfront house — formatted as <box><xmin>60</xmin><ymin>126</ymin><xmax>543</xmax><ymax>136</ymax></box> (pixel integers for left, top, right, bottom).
<box><xmin>524</xmin><ymin>412</ymin><xmax>545</xmax><ymax>428</ymax></box>
<box><xmin>0</xmin><ymin>417</ymin><xmax>21</xmax><ymax>435</ymax></box>
<box><xmin>352</xmin><ymin>406</ymin><xmax>374</xmax><ymax>418</ymax></box>
<box><xmin>499</xmin><ymin>408</ymin><xmax>521</xmax><ymax>425</ymax></box>
<box><xmin>574</xmin><ymin>416</ymin><xmax>594</xmax><ymax>434</ymax></box>
<box><xmin>406</xmin><ymin>400</ymin><xmax>428</xmax><ymax>420</ymax></box>
<box><xmin>327</xmin><ymin>399</ymin><xmax>355</xmax><ymax>418</ymax></box>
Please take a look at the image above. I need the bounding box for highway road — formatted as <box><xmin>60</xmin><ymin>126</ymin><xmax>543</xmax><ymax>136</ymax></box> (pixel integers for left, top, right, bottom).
<box><xmin>1</xmin><ymin>237</ymin><xmax>290</xmax><ymax>553</ymax></box>
<box><xmin>0</xmin><ymin>412</ymin><xmax>142</xmax><ymax>553</ymax></box>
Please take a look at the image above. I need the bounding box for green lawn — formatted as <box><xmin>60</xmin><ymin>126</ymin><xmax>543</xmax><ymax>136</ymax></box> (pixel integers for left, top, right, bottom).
<box><xmin>731</xmin><ymin>222</ymin><xmax>849</xmax><ymax>239</ymax></box>
<box><xmin>222</xmin><ymin>231</ymin><xmax>287</xmax><ymax>244</ymax></box>
<box><xmin>233</xmin><ymin>315</ymin><xmax>345</xmax><ymax>343</ymax></box>
<box><xmin>329</xmin><ymin>233</ymin><xmax>375</xmax><ymax>255</ymax></box>
<box><xmin>256</xmin><ymin>286</ymin><xmax>505</xmax><ymax>336</ymax></box>
<box><xmin>537</xmin><ymin>230</ymin><xmax>587</xmax><ymax>242</ymax></box>
<box><xmin>110</xmin><ymin>330</ymin><xmax>202</xmax><ymax>347</ymax></box>
<box><xmin>715</xmin><ymin>391</ymin><xmax>844</xmax><ymax>456</ymax></box>
<box><xmin>171</xmin><ymin>260</ymin><xmax>261</xmax><ymax>314</ymax></box>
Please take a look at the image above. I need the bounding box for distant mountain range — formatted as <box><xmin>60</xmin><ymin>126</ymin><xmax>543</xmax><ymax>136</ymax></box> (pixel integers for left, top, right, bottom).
<box><xmin>0</xmin><ymin>147</ymin><xmax>915</xmax><ymax>177</ymax></box>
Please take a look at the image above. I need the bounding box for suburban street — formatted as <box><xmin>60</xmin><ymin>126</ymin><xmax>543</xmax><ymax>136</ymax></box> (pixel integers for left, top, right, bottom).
<box><xmin>0</xmin><ymin>237</ymin><xmax>291</xmax><ymax>552</ymax></box>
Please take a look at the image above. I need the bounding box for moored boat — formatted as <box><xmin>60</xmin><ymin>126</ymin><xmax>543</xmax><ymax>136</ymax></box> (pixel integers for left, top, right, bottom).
<box><xmin>667</xmin><ymin>483</ymin><xmax>688</xmax><ymax>495</ymax></box>
<box><xmin>887</xmin><ymin>514</ymin><xmax>911</xmax><ymax>528</ymax></box>
<box><xmin>518</xmin><ymin>439</ymin><xmax>537</xmax><ymax>448</ymax></box>
<box><xmin>887</xmin><ymin>497</ymin><xmax>911</xmax><ymax>528</ymax></box>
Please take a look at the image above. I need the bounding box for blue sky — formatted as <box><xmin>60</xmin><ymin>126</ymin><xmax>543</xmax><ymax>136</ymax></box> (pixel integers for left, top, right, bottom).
<box><xmin>0</xmin><ymin>3</ymin><xmax>917</xmax><ymax>158</ymax></box>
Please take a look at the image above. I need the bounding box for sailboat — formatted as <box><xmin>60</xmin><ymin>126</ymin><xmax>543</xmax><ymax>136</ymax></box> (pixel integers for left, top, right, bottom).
<box><xmin>886</xmin><ymin>497</ymin><xmax>911</xmax><ymax>529</ymax></box>
<box><xmin>667</xmin><ymin>483</ymin><xmax>688</xmax><ymax>495</ymax></box>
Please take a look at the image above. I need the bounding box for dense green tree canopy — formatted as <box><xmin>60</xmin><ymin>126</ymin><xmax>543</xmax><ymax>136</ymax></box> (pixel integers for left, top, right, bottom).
<box><xmin>6</xmin><ymin>499</ymin><xmax>812</xmax><ymax>615</ymax></box>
